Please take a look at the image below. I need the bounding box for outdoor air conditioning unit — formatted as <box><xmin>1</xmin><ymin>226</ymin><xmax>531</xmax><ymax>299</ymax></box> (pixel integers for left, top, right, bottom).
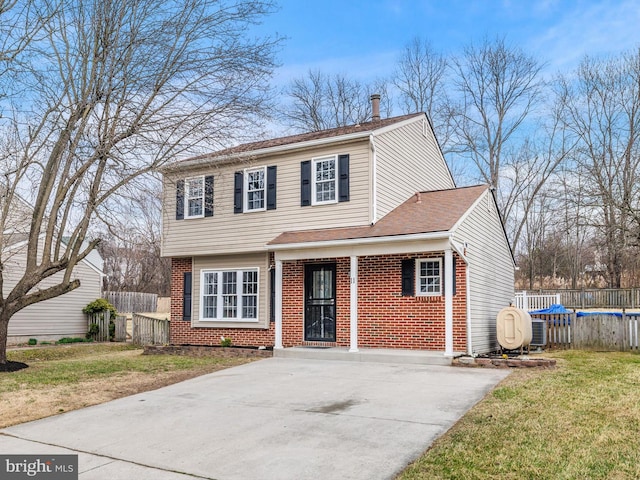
<box><xmin>530</xmin><ymin>319</ymin><xmax>547</xmax><ymax>347</ymax></box>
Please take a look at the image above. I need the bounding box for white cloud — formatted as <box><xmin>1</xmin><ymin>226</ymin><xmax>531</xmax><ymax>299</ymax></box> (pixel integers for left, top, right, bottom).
<box><xmin>529</xmin><ymin>0</ymin><xmax>640</xmax><ymax>72</ymax></box>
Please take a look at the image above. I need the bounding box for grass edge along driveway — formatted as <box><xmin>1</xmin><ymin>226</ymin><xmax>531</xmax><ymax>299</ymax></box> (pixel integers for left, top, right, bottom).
<box><xmin>399</xmin><ymin>350</ymin><xmax>640</xmax><ymax>480</ymax></box>
<box><xmin>1</xmin><ymin>343</ymin><xmax>254</xmax><ymax>429</ymax></box>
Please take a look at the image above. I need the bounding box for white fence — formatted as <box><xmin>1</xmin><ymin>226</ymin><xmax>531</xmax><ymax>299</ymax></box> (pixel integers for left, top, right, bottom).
<box><xmin>514</xmin><ymin>291</ymin><xmax>561</xmax><ymax>311</ymax></box>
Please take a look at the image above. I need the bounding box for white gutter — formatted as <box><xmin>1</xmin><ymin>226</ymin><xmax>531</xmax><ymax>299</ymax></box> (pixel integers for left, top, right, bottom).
<box><xmin>370</xmin><ymin>134</ymin><xmax>378</xmax><ymax>225</ymax></box>
<box><xmin>268</xmin><ymin>231</ymin><xmax>451</xmax><ymax>252</ymax></box>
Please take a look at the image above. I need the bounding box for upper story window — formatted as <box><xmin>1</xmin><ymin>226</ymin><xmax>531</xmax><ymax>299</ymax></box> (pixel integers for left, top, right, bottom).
<box><xmin>416</xmin><ymin>258</ymin><xmax>442</xmax><ymax>296</ymax></box>
<box><xmin>312</xmin><ymin>155</ymin><xmax>337</xmax><ymax>205</ymax></box>
<box><xmin>244</xmin><ymin>166</ymin><xmax>266</xmax><ymax>212</ymax></box>
<box><xmin>185</xmin><ymin>176</ymin><xmax>204</xmax><ymax>218</ymax></box>
<box><xmin>301</xmin><ymin>154</ymin><xmax>349</xmax><ymax>207</ymax></box>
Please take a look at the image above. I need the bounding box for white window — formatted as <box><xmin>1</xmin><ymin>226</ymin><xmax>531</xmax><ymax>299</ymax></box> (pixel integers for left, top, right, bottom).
<box><xmin>416</xmin><ymin>258</ymin><xmax>442</xmax><ymax>296</ymax></box>
<box><xmin>200</xmin><ymin>268</ymin><xmax>259</xmax><ymax>321</ymax></box>
<box><xmin>244</xmin><ymin>166</ymin><xmax>266</xmax><ymax>212</ymax></box>
<box><xmin>312</xmin><ymin>155</ymin><xmax>337</xmax><ymax>205</ymax></box>
<box><xmin>185</xmin><ymin>176</ymin><xmax>204</xmax><ymax>218</ymax></box>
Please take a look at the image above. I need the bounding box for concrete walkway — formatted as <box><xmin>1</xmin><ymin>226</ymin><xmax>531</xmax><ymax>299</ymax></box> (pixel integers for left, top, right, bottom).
<box><xmin>0</xmin><ymin>358</ymin><xmax>509</xmax><ymax>480</ymax></box>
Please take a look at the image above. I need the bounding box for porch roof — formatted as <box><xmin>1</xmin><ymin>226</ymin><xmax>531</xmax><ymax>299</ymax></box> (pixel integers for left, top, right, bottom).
<box><xmin>268</xmin><ymin>185</ymin><xmax>488</xmax><ymax>247</ymax></box>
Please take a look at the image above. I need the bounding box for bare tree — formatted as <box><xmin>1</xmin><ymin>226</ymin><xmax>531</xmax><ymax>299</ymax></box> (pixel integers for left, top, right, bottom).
<box><xmin>281</xmin><ymin>70</ymin><xmax>392</xmax><ymax>131</ymax></box>
<box><xmin>0</xmin><ymin>0</ymin><xmax>280</xmax><ymax>364</ymax></box>
<box><xmin>393</xmin><ymin>37</ymin><xmax>454</xmax><ymax>147</ymax></box>
<box><xmin>558</xmin><ymin>50</ymin><xmax>640</xmax><ymax>287</ymax></box>
<box><xmin>98</xmin><ymin>176</ymin><xmax>170</xmax><ymax>296</ymax></box>
<box><xmin>450</xmin><ymin>37</ymin><xmax>544</xmax><ymax>190</ymax></box>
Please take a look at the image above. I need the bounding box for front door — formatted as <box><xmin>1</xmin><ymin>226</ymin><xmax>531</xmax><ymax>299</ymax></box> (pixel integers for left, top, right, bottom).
<box><xmin>304</xmin><ymin>263</ymin><xmax>336</xmax><ymax>342</ymax></box>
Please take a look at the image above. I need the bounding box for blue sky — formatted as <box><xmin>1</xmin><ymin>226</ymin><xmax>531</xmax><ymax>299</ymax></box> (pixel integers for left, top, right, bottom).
<box><xmin>261</xmin><ymin>0</ymin><xmax>640</xmax><ymax>86</ymax></box>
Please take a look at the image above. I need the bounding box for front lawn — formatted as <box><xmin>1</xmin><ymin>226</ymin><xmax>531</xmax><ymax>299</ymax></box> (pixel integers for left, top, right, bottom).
<box><xmin>399</xmin><ymin>351</ymin><xmax>640</xmax><ymax>479</ymax></box>
<box><xmin>1</xmin><ymin>343</ymin><xmax>254</xmax><ymax>428</ymax></box>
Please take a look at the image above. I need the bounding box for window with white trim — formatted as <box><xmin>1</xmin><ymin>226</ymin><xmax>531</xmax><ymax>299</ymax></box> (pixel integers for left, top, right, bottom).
<box><xmin>416</xmin><ymin>258</ymin><xmax>442</xmax><ymax>296</ymax></box>
<box><xmin>312</xmin><ymin>155</ymin><xmax>337</xmax><ymax>204</ymax></box>
<box><xmin>185</xmin><ymin>176</ymin><xmax>204</xmax><ymax>218</ymax></box>
<box><xmin>244</xmin><ymin>166</ymin><xmax>266</xmax><ymax>212</ymax></box>
<box><xmin>200</xmin><ymin>268</ymin><xmax>259</xmax><ymax>321</ymax></box>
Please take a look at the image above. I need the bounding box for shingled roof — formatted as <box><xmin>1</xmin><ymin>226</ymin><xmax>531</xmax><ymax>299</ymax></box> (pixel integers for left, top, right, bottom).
<box><xmin>168</xmin><ymin>113</ymin><xmax>424</xmax><ymax>169</ymax></box>
<box><xmin>268</xmin><ymin>185</ymin><xmax>489</xmax><ymax>246</ymax></box>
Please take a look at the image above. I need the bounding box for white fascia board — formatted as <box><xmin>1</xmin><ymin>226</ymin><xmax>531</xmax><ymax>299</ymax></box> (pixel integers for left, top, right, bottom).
<box><xmin>270</xmin><ymin>232</ymin><xmax>453</xmax><ymax>261</ymax></box>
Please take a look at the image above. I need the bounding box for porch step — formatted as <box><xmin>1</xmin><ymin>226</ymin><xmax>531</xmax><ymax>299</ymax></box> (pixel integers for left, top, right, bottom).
<box><xmin>273</xmin><ymin>347</ymin><xmax>452</xmax><ymax>366</ymax></box>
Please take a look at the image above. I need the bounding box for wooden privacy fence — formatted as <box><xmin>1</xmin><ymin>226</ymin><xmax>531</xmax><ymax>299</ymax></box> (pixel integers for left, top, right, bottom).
<box><xmin>530</xmin><ymin>312</ymin><xmax>640</xmax><ymax>351</ymax></box>
<box><xmin>86</xmin><ymin>312</ymin><xmax>127</xmax><ymax>342</ymax></box>
<box><xmin>132</xmin><ymin>313</ymin><xmax>170</xmax><ymax>346</ymax></box>
<box><xmin>103</xmin><ymin>291</ymin><xmax>158</xmax><ymax>313</ymax></box>
<box><xmin>520</xmin><ymin>288</ymin><xmax>640</xmax><ymax>309</ymax></box>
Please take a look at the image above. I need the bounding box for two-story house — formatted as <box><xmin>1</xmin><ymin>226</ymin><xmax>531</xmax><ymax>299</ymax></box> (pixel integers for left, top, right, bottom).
<box><xmin>161</xmin><ymin>103</ymin><xmax>514</xmax><ymax>358</ymax></box>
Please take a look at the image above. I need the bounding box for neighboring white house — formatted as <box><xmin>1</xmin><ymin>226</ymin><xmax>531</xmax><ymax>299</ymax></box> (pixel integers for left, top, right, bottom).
<box><xmin>4</xmin><ymin>239</ymin><xmax>104</xmax><ymax>345</ymax></box>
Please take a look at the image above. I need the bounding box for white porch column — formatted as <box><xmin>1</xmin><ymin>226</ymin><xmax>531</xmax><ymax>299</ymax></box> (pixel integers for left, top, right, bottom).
<box><xmin>444</xmin><ymin>248</ymin><xmax>454</xmax><ymax>356</ymax></box>
<box><xmin>349</xmin><ymin>255</ymin><xmax>359</xmax><ymax>352</ymax></box>
<box><xmin>274</xmin><ymin>259</ymin><xmax>283</xmax><ymax>349</ymax></box>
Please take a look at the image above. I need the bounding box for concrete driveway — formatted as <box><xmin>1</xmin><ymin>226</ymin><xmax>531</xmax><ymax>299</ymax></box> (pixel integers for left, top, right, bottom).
<box><xmin>0</xmin><ymin>358</ymin><xmax>509</xmax><ymax>479</ymax></box>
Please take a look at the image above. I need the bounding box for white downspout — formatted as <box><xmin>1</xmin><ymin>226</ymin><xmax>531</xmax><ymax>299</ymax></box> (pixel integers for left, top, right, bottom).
<box><xmin>349</xmin><ymin>255</ymin><xmax>358</xmax><ymax>352</ymax></box>
<box><xmin>274</xmin><ymin>258</ymin><xmax>283</xmax><ymax>349</ymax></box>
<box><xmin>466</xmin><ymin>263</ymin><xmax>473</xmax><ymax>356</ymax></box>
<box><xmin>370</xmin><ymin>134</ymin><xmax>377</xmax><ymax>225</ymax></box>
<box><xmin>444</xmin><ymin>247</ymin><xmax>454</xmax><ymax>356</ymax></box>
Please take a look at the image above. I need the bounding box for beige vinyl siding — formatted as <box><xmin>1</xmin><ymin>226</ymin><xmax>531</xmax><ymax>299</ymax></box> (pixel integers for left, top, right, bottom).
<box><xmin>192</xmin><ymin>252</ymin><xmax>270</xmax><ymax>329</ymax></box>
<box><xmin>6</xmin><ymin>252</ymin><xmax>102</xmax><ymax>341</ymax></box>
<box><xmin>375</xmin><ymin>116</ymin><xmax>454</xmax><ymax>221</ymax></box>
<box><xmin>453</xmin><ymin>191</ymin><xmax>514</xmax><ymax>354</ymax></box>
<box><xmin>162</xmin><ymin>140</ymin><xmax>371</xmax><ymax>257</ymax></box>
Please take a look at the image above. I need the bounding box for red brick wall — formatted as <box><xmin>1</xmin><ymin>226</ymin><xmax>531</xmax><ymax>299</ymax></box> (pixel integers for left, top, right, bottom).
<box><xmin>356</xmin><ymin>253</ymin><xmax>467</xmax><ymax>351</ymax></box>
<box><xmin>280</xmin><ymin>253</ymin><xmax>467</xmax><ymax>351</ymax></box>
<box><xmin>169</xmin><ymin>252</ymin><xmax>467</xmax><ymax>351</ymax></box>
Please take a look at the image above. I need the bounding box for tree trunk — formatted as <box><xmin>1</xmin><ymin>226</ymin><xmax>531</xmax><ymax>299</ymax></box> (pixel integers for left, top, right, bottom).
<box><xmin>0</xmin><ymin>309</ymin><xmax>9</xmax><ymax>364</ymax></box>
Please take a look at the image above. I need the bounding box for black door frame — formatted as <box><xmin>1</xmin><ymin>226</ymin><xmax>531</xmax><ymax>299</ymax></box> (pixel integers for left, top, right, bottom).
<box><xmin>304</xmin><ymin>263</ymin><xmax>337</xmax><ymax>342</ymax></box>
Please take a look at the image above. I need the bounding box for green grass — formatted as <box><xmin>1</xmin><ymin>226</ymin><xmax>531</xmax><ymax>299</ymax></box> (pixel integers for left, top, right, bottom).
<box><xmin>3</xmin><ymin>344</ymin><xmax>247</xmax><ymax>393</ymax></box>
<box><xmin>399</xmin><ymin>351</ymin><xmax>640</xmax><ymax>480</ymax></box>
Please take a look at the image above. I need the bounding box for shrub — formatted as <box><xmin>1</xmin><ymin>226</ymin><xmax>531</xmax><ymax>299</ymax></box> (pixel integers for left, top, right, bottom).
<box><xmin>86</xmin><ymin>323</ymin><xmax>100</xmax><ymax>341</ymax></box>
<box><xmin>82</xmin><ymin>298</ymin><xmax>117</xmax><ymax>319</ymax></box>
<box><xmin>58</xmin><ymin>337</ymin><xmax>91</xmax><ymax>344</ymax></box>
<box><xmin>28</xmin><ymin>338</ymin><xmax>37</xmax><ymax>346</ymax></box>
<box><xmin>220</xmin><ymin>336</ymin><xmax>232</xmax><ymax>347</ymax></box>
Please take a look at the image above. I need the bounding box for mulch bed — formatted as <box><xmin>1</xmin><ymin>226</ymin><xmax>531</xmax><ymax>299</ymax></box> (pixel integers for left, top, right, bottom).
<box><xmin>0</xmin><ymin>361</ymin><xmax>29</xmax><ymax>373</ymax></box>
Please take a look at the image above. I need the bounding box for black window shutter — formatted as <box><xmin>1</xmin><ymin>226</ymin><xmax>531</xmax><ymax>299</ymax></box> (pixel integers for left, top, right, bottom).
<box><xmin>270</xmin><ymin>267</ymin><xmax>275</xmax><ymax>322</ymax></box>
<box><xmin>204</xmin><ymin>175</ymin><xmax>214</xmax><ymax>217</ymax></box>
<box><xmin>338</xmin><ymin>154</ymin><xmax>350</xmax><ymax>202</ymax></box>
<box><xmin>401</xmin><ymin>259</ymin><xmax>415</xmax><ymax>296</ymax></box>
<box><xmin>300</xmin><ymin>160</ymin><xmax>311</xmax><ymax>206</ymax></box>
<box><xmin>183</xmin><ymin>272</ymin><xmax>192</xmax><ymax>321</ymax></box>
<box><xmin>267</xmin><ymin>165</ymin><xmax>277</xmax><ymax>210</ymax></box>
<box><xmin>176</xmin><ymin>179</ymin><xmax>185</xmax><ymax>220</ymax></box>
<box><xmin>234</xmin><ymin>171</ymin><xmax>243</xmax><ymax>213</ymax></box>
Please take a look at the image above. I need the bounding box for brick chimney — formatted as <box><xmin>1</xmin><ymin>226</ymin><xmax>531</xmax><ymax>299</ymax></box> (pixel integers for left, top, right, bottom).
<box><xmin>371</xmin><ymin>94</ymin><xmax>381</xmax><ymax>121</ymax></box>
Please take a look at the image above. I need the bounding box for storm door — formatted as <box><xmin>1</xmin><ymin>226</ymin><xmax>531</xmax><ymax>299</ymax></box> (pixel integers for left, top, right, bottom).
<box><xmin>304</xmin><ymin>263</ymin><xmax>336</xmax><ymax>342</ymax></box>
